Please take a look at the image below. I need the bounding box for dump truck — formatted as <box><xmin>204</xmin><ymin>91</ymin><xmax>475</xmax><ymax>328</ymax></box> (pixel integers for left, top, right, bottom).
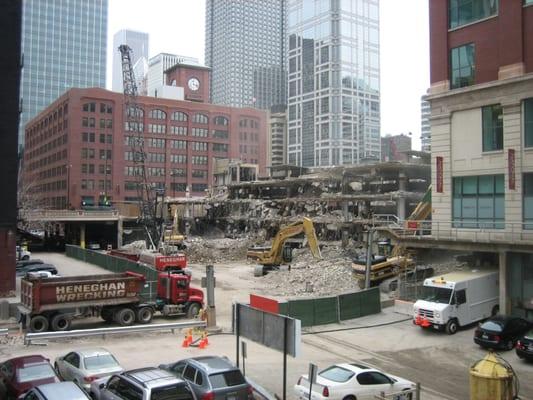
<box><xmin>247</xmin><ymin>217</ymin><xmax>321</xmax><ymax>276</ymax></box>
<box><xmin>109</xmin><ymin>249</ymin><xmax>187</xmax><ymax>272</ymax></box>
<box><xmin>352</xmin><ymin>254</ymin><xmax>414</xmax><ymax>288</ymax></box>
<box><xmin>20</xmin><ymin>271</ymin><xmax>204</xmax><ymax>333</ymax></box>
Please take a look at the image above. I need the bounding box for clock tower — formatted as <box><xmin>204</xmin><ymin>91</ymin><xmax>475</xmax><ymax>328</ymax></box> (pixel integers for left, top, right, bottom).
<box><xmin>165</xmin><ymin>63</ymin><xmax>211</xmax><ymax>103</ymax></box>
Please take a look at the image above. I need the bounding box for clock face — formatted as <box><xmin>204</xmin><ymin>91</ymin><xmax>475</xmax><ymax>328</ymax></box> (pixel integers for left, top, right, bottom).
<box><xmin>188</xmin><ymin>77</ymin><xmax>200</xmax><ymax>91</ymax></box>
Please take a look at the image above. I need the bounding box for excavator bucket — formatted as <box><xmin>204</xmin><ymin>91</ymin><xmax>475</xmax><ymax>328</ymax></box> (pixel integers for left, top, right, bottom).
<box><xmin>302</xmin><ymin>217</ymin><xmax>321</xmax><ymax>259</ymax></box>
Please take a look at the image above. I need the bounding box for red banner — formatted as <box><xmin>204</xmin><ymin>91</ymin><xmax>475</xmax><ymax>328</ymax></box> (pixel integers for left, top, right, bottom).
<box><xmin>436</xmin><ymin>156</ymin><xmax>443</xmax><ymax>193</ymax></box>
<box><xmin>508</xmin><ymin>149</ymin><xmax>515</xmax><ymax>190</ymax></box>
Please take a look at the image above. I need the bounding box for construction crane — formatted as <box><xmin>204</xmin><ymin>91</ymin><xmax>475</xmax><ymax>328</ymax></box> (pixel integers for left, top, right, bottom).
<box><xmin>119</xmin><ymin>44</ymin><xmax>159</xmax><ymax>248</ymax></box>
<box><xmin>247</xmin><ymin>217</ymin><xmax>322</xmax><ymax>276</ymax></box>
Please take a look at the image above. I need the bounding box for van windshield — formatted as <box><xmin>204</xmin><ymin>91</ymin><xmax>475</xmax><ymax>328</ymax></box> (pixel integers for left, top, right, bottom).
<box><xmin>420</xmin><ymin>286</ymin><xmax>452</xmax><ymax>304</ymax></box>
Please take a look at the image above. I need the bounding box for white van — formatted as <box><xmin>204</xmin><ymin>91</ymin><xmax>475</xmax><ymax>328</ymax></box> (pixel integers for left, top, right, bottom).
<box><xmin>413</xmin><ymin>269</ymin><xmax>499</xmax><ymax>334</ymax></box>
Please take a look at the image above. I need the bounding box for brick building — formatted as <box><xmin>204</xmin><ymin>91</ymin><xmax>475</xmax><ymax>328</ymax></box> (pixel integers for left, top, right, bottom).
<box><xmin>426</xmin><ymin>0</ymin><xmax>533</xmax><ymax>318</ymax></box>
<box><xmin>23</xmin><ymin>87</ymin><xmax>266</xmax><ymax>209</ymax></box>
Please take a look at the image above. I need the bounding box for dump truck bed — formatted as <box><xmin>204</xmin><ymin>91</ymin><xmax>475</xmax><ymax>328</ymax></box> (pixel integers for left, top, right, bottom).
<box><xmin>20</xmin><ymin>272</ymin><xmax>145</xmax><ymax>313</ymax></box>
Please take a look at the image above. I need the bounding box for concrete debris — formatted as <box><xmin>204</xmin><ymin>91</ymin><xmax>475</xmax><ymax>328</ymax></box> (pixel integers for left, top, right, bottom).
<box><xmin>186</xmin><ymin>237</ymin><xmax>252</xmax><ymax>264</ymax></box>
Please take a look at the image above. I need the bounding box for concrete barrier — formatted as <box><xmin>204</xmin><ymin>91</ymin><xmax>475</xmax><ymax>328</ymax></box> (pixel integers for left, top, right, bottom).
<box><xmin>394</xmin><ymin>299</ymin><xmax>414</xmax><ymax>316</ymax></box>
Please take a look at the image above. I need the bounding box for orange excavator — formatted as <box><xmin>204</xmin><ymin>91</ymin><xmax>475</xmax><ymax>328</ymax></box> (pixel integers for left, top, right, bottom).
<box><xmin>247</xmin><ymin>217</ymin><xmax>322</xmax><ymax>276</ymax></box>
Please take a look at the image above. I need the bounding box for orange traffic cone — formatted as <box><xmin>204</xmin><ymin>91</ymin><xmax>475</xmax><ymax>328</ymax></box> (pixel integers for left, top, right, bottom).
<box><xmin>199</xmin><ymin>338</ymin><xmax>207</xmax><ymax>349</ymax></box>
<box><xmin>182</xmin><ymin>334</ymin><xmax>189</xmax><ymax>348</ymax></box>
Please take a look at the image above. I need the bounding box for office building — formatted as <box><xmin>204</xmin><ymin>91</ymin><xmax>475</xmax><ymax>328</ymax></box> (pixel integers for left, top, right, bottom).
<box><xmin>205</xmin><ymin>0</ymin><xmax>287</xmax><ymax>109</ymax></box>
<box><xmin>268</xmin><ymin>106</ymin><xmax>287</xmax><ymax>167</ymax></box>
<box><xmin>19</xmin><ymin>0</ymin><xmax>108</xmax><ymax>150</ymax></box>
<box><xmin>287</xmin><ymin>0</ymin><xmax>380</xmax><ymax>167</ymax></box>
<box><xmin>381</xmin><ymin>134</ymin><xmax>412</xmax><ymax>162</ymax></box>
<box><xmin>420</xmin><ymin>96</ymin><xmax>431</xmax><ymax>152</ymax></box>
<box><xmin>22</xmin><ymin>87</ymin><xmax>267</xmax><ymax>209</ymax></box>
<box><xmin>426</xmin><ymin>0</ymin><xmax>533</xmax><ymax>318</ymax></box>
<box><xmin>112</xmin><ymin>29</ymin><xmax>149</xmax><ymax>92</ymax></box>
<box><xmin>147</xmin><ymin>53</ymin><xmax>199</xmax><ymax>98</ymax></box>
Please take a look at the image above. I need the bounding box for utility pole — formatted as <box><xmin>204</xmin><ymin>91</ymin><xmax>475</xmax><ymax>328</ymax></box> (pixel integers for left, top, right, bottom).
<box><xmin>202</xmin><ymin>264</ymin><xmax>220</xmax><ymax>331</ymax></box>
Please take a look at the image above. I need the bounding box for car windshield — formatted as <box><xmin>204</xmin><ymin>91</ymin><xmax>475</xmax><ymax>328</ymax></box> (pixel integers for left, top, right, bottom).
<box><xmin>420</xmin><ymin>286</ymin><xmax>452</xmax><ymax>304</ymax></box>
<box><xmin>84</xmin><ymin>354</ymin><xmax>119</xmax><ymax>370</ymax></box>
<box><xmin>150</xmin><ymin>383</ymin><xmax>194</xmax><ymax>400</ymax></box>
<box><xmin>17</xmin><ymin>363</ymin><xmax>56</xmax><ymax>383</ymax></box>
<box><xmin>480</xmin><ymin>320</ymin><xmax>504</xmax><ymax>332</ymax></box>
<box><xmin>319</xmin><ymin>366</ymin><xmax>355</xmax><ymax>383</ymax></box>
<box><xmin>209</xmin><ymin>370</ymin><xmax>246</xmax><ymax>388</ymax></box>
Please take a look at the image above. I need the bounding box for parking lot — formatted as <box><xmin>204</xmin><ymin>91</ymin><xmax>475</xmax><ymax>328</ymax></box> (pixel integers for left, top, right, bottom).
<box><xmin>4</xmin><ymin>253</ymin><xmax>533</xmax><ymax>399</ymax></box>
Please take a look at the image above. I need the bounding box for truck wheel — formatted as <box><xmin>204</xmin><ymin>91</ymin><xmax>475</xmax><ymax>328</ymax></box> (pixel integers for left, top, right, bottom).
<box><xmin>101</xmin><ymin>308</ymin><xmax>113</xmax><ymax>323</ymax></box>
<box><xmin>51</xmin><ymin>314</ymin><xmax>71</xmax><ymax>331</ymax></box>
<box><xmin>253</xmin><ymin>265</ymin><xmax>265</xmax><ymax>277</ymax></box>
<box><xmin>29</xmin><ymin>315</ymin><xmax>49</xmax><ymax>333</ymax></box>
<box><xmin>136</xmin><ymin>307</ymin><xmax>153</xmax><ymax>324</ymax></box>
<box><xmin>187</xmin><ymin>303</ymin><xmax>201</xmax><ymax>319</ymax></box>
<box><xmin>115</xmin><ymin>308</ymin><xmax>135</xmax><ymax>326</ymax></box>
<box><xmin>445</xmin><ymin>319</ymin><xmax>458</xmax><ymax>335</ymax></box>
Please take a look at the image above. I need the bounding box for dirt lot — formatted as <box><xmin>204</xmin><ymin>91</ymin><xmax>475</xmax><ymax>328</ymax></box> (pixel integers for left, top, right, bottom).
<box><xmin>2</xmin><ymin>252</ymin><xmax>533</xmax><ymax>399</ymax></box>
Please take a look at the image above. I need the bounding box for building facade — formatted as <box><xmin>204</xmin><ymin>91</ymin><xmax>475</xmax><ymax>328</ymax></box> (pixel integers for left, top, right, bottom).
<box><xmin>147</xmin><ymin>53</ymin><xmax>200</xmax><ymax>98</ymax></box>
<box><xmin>287</xmin><ymin>0</ymin><xmax>380</xmax><ymax>168</ymax></box>
<box><xmin>205</xmin><ymin>0</ymin><xmax>287</xmax><ymax>109</ymax></box>
<box><xmin>420</xmin><ymin>96</ymin><xmax>431</xmax><ymax>152</ymax></box>
<box><xmin>427</xmin><ymin>0</ymin><xmax>533</xmax><ymax>318</ymax></box>
<box><xmin>19</xmin><ymin>0</ymin><xmax>108</xmax><ymax>150</ymax></box>
<box><xmin>23</xmin><ymin>88</ymin><xmax>267</xmax><ymax>209</ymax></box>
<box><xmin>381</xmin><ymin>134</ymin><xmax>412</xmax><ymax>162</ymax></box>
<box><xmin>268</xmin><ymin>107</ymin><xmax>288</xmax><ymax>167</ymax></box>
<box><xmin>112</xmin><ymin>29</ymin><xmax>149</xmax><ymax>93</ymax></box>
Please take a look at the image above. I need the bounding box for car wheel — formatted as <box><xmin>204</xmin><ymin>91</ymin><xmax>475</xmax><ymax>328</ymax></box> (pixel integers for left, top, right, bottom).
<box><xmin>22</xmin><ymin>255</ymin><xmax>29</xmax><ymax>260</ymax></box>
<box><xmin>505</xmin><ymin>340</ymin><xmax>514</xmax><ymax>351</ymax></box>
<box><xmin>187</xmin><ymin>303</ymin><xmax>201</xmax><ymax>319</ymax></box>
<box><xmin>445</xmin><ymin>319</ymin><xmax>458</xmax><ymax>335</ymax></box>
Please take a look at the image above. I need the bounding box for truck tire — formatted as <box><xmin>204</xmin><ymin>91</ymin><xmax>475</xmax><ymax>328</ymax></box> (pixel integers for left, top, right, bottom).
<box><xmin>101</xmin><ymin>308</ymin><xmax>113</xmax><ymax>323</ymax></box>
<box><xmin>445</xmin><ymin>319</ymin><xmax>458</xmax><ymax>335</ymax></box>
<box><xmin>51</xmin><ymin>314</ymin><xmax>71</xmax><ymax>331</ymax></box>
<box><xmin>136</xmin><ymin>307</ymin><xmax>154</xmax><ymax>324</ymax></box>
<box><xmin>187</xmin><ymin>303</ymin><xmax>201</xmax><ymax>319</ymax></box>
<box><xmin>29</xmin><ymin>315</ymin><xmax>49</xmax><ymax>333</ymax></box>
<box><xmin>115</xmin><ymin>308</ymin><xmax>135</xmax><ymax>326</ymax></box>
<box><xmin>254</xmin><ymin>265</ymin><xmax>265</xmax><ymax>277</ymax></box>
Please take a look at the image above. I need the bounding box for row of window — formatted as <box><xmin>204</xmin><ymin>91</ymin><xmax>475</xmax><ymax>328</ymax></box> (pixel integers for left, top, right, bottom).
<box><xmin>81</xmin><ymin>179</ymin><xmax>111</xmax><ymax>190</ymax></box>
<box><xmin>34</xmin><ymin>180</ymin><xmax>66</xmax><ymax>193</ymax></box>
<box><xmin>26</xmin><ymin>134</ymin><xmax>68</xmax><ymax>168</ymax></box>
<box><xmin>82</xmin><ymin>102</ymin><xmax>113</xmax><ymax>114</ymax></box>
<box><xmin>239</xmin><ymin>132</ymin><xmax>260</xmax><ymax>142</ymax></box>
<box><xmin>81</xmin><ymin>164</ymin><xmax>112</xmax><ymax>175</ymax></box>
<box><xmin>126</xmin><ymin>107</ymin><xmax>230</xmax><ymax>126</ymax></box>
<box><xmin>82</xmin><ymin>117</ymin><xmax>113</xmax><ymax>129</ymax></box>
<box><xmin>38</xmin><ymin>165</ymin><xmax>66</xmax><ymax>180</ymax></box>
<box><xmin>26</xmin><ymin>118</ymin><xmax>68</xmax><ymax>150</ymax></box>
<box><xmin>82</xmin><ymin>132</ymin><xmax>113</xmax><ymax>144</ymax></box>
<box><xmin>28</xmin><ymin>149</ymin><xmax>67</xmax><ymax>170</ymax></box>
<box><xmin>452</xmin><ymin>173</ymin><xmax>533</xmax><ymax>229</ymax></box>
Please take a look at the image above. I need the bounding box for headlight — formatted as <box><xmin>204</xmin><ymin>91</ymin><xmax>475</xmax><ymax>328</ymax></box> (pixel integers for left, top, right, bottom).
<box><xmin>434</xmin><ymin>311</ymin><xmax>440</xmax><ymax>318</ymax></box>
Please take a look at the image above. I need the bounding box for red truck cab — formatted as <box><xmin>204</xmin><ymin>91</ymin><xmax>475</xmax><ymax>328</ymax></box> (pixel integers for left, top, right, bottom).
<box><xmin>156</xmin><ymin>272</ymin><xmax>204</xmax><ymax>318</ymax></box>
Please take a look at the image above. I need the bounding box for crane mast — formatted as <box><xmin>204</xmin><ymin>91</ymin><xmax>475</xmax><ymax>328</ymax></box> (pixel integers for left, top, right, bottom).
<box><xmin>118</xmin><ymin>44</ymin><xmax>159</xmax><ymax>248</ymax></box>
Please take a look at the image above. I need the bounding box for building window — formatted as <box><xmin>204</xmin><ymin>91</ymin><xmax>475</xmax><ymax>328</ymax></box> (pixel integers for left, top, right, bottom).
<box><xmin>212</xmin><ymin>143</ymin><xmax>228</xmax><ymax>152</ymax></box>
<box><xmin>191</xmin><ymin>142</ymin><xmax>208</xmax><ymax>151</ymax></box>
<box><xmin>82</xmin><ymin>102</ymin><xmax>96</xmax><ymax>112</ymax></box>
<box><xmin>449</xmin><ymin>0</ymin><xmax>498</xmax><ymax>29</ymax></box>
<box><xmin>524</xmin><ymin>98</ymin><xmax>533</xmax><ymax>147</ymax></box>
<box><xmin>192</xmin><ymin>169</ymin><xmax>208</xmax><ymax>178</ymax></box>
<box><xmin>148</xmin><ymin>124</ymin><xmax>166</xmax><ymax>134</ymax></box>
<box><xmin>149</xmin><ymin>109</ymin><xmax>167</xmax><ymax>119</ymax></box>
<box><xmin>524</xmin><ymin>173</ymin><xmax>533</xmax><ymax>229</ymax></box>
<box><xmin>191</xmin><ymin>183</ymin><xmax>207</xmax><ymax>192</ymax></box>
<box><xmin>171</xmin><ymin>168</ymin><xmax>187</xmax><ymax>177</ymax></box>
<box><xmin>452</xmin><ymin>175</ymin><xmax>504</xmax><ymax>229</ymax></box>
<box><xmin>213</xmin><ymin>116</ymin><xmax>229</xmax><ymax>126</ymax></box>
<box><xmin>192</xmin><ymin>128</ymin><xmax>208</xmax><ymax>137</ymax></box>
<box><xmin>192</xmin><ymin>156</ymin><xmax>208</xmax><ymax>165</ymax></box>
<box><xmin>170</xmin><ymin>126</ymin><xmax>187</xmax><ymax>135</ymax></box>
<box><xmin>212</xmin><ymin>130</ymin><xmax>228</xmax><ymax>139</ymax></box>
<box><xmin>171</xmin><ymin>111</ymin><xmax>188</xmax><ymax>121</ymax></box>
<box><xmin>171</xmin><ymin>182</ymin><xmax>187</xmax><ymax>192</ymax></box>
<box><xmin>192</xmin><ymin>113</ymin><xmax>209</xmax><ymax>124</ymax></box>
<box><xmin>450</xmin><ymin>44</ymin><xmax>475</xmax><ymax>89</ymax></box>
<box><xmin>482</xmin><ymin>104</ymin><xmax>503</xmax><ymax>152</ymax></box>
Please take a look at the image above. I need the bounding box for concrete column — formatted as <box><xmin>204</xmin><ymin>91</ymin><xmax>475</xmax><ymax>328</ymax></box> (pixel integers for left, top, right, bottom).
<box><xmin>397</xmin><ymin>172</ymin><xmax>407</xmax><ymax>220</ymax></box>
<box><xmin>80</xmin><ymin>223</ymin><xmax>86</xmax><ymax>249</ymax></box>
<box><xmin>499</xmin><ymin>251</ymin><xmax>509</xmax><ymax>315</ymax></box>
<box><xmin>117</xmin><ymin>217</ymin><xmax>123</xmax><ymax>248</ymax></box>
<box><xmin>342</xmin><ymin>201</ymin><xmax>349</xmax><ymax>222</ymax></box>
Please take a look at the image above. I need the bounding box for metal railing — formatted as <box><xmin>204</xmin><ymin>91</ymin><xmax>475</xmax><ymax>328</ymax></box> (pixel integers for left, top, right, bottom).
<box><xmin>372</xmin><ymin>214</ymin><xmax>402</xmax><ymax>227</ymax></box>
<box><xmin>24</xmin><ymin>321</ymin><xmax>206</xmax><ymax>345</ymax></box>
<box><xmin>374</xmin><ymin>384</ymin><xmax>421</xmax><ymax>399</ymax></box>
<box><xmin>21</xmin><ymin>209</ymin><xmax>121</xmax><ymax>222</ymax></box>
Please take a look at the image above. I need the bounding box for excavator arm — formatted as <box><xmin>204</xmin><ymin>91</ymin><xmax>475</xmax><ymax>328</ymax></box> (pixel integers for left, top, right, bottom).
<box><xmin>247</xmin><ymin>217</ymin><xmax>321</xmax><ymax>267</ymax></box>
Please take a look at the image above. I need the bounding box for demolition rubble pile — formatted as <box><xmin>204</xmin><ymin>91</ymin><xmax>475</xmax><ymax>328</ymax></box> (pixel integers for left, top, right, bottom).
<box><xmin>185</xmin><ymin>236</ymin><xmax>253</xmax><ymax>264</ymax></box>
<box><xmin>256</xmin><ymin>244</ymin><xmax>362</xmax><ymax>298</ymax></box>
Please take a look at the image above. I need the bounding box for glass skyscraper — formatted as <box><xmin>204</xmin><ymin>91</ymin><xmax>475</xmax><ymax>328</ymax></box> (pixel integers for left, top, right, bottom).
<box><xmin>287</xmin><ymin>0</ymin><xmax>380</xmax><ymax>167</ymax></box>
<box><xmin>112</xmin><ymin>29</ymin><xmax>149</xmax><ymax>93</ymax></box>
<box><xmin>205</xmin><ymin>0</ymin><xmax>287</xmax><ymax>110</ymax></box>
<box><xmin>19</xmin><ymin>0</ymin><xmax>108</xmax><ymax>150</ymax></box>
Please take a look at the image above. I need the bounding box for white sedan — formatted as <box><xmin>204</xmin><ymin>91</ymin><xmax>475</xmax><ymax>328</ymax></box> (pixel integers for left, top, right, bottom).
<box><xmin>54</xmin><ymin>348</ymin><xmax>123</xmax><ymax>392</ymax></box>
<box><xmin>294</xmin><ymin>363</ymin><xmax>415</xmax><ymax>400</ymax></box>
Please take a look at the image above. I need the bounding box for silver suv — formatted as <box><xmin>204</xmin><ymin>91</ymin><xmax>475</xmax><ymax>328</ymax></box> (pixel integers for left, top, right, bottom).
<box><xmin>90</xmin><ymin>367</ymin><xmax>196</xmax><ymax>400</ymax></box>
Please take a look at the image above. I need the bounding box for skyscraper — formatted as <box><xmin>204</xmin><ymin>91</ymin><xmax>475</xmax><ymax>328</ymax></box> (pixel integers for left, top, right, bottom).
<box><xmin>205</xmin><ymin>0</ymin><xmax>287</xmax><ymax>109</ymax></box>
<box><xmin>112</xmin><ymin>29</ymin><xmax>149</xmax><ymax>92</ymax></box>
<box><xmin>287</xmin><ymin>0</ymin><xmax>380</xmax><ymax>167</ymax></box>
<box><xmin>19</xmin><ymin>0</ymin><xmax>108</xmax><ymax>150</ymax></box>
<box><xmin>420</xmin><ymin>96</ymin><xmax>431</xmax><ymax>152</ymax></box>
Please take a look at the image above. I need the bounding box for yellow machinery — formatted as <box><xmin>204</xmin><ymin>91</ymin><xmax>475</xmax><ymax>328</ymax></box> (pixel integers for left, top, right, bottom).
<box><xmin>162</xmin><ymin>206</ymin><xmax>186</xmax><ymax>250</ymax></box>
<box><xmin>247</xmin><ymin>217</ymin><xmax>322</xmax><ymax>276</ymax></box>
<box><xmin>470</xmin><ymin>352</ymin><xmax>518</xmax><ymax>400</ymax></box>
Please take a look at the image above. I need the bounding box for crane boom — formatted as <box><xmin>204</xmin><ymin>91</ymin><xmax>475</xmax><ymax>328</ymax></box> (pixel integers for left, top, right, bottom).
<box><xmin>118</xmin><ymin>44</ymin><xmax>158</xmax><ymax>247</ymax></box>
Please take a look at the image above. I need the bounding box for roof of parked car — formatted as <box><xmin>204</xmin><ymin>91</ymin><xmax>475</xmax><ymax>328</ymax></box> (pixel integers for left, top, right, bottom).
<box><xmin>74</xmin><ymin>347</ymin><xmax>114</xmax><ymax>358</ymax></box>
<box><xmin>187</xmin><ymin>356</ymin><xmax>237</xmax><ymax>373</ymax></box>
<box><xmin>36</xmin><ymin>382</ymin><xmax>89</xmax><ymax>399</ymax></box>
<box><xmin>4</xmin><ymin>355</ymin><xmax>50</xmax><ymax>368</ymax></box>
<box><xmin>124</xmin><ymin>367</ymin><xmax>185</xmax><ymax>389</ymax></box>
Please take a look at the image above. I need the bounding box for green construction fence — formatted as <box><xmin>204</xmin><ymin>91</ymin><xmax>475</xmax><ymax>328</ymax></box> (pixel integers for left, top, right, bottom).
<box><xmin>65</xmin><ymin>245</ymin><xmax>158</xmax><ymax>299</ymax></box>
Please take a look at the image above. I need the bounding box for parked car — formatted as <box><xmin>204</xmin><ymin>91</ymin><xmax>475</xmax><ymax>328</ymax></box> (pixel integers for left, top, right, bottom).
<box><xmin>16</xmin><ymin>264</ymin><xmax>58</xmax><ymax>278</ymax></box>
<box><xmin>16</xmin><ymin>259</ymin><xmax>44</xmax><ymax>269</ymax></box>
<box><xmin>474</xmin><ymin>315</ymin><xmax>532</xmax><ymax>350</ymax></box>
<box><xmin>16</xmin><ymin>246</ymin><xmax>31</xmax><ymax>261</ymax></box>
<box><xmin>159</xmin><ymin>356</ymin><xmax>253</xmax><ymax>400</ymax></box>
<box><xmin>293</xmin><ymin>363</ymin><xmax>415</xmax><ymax>400</ymax></box>
<box><xmin>54</xmin><ymin>348</ymin><xmax>123</xmax><ymax>392</ymax></box>
<box><xmin>0</xmin><ymin>355</ymin><xmax>59</xmax><ymax>399</ymax></box>
<box><xmin>90</xmin><ymin>367</ymin><xmax>195</xmax><ymax>400</ymax></box>
<box><xmin>516</xmin><ymin>328</ymin><xmax>533</xmax><ymax>361</ymax></box>
<box><xmin>17</xmin><ymin>381</ymin><xmax>90</xmax><ymax>400</ymax></box>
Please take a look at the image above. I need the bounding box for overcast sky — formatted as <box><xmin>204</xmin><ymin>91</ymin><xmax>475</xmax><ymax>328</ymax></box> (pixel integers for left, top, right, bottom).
<box><xmin>107</xmin><ymin>0</ymin><xmax>429</xmax><ymax>150</ymax></box>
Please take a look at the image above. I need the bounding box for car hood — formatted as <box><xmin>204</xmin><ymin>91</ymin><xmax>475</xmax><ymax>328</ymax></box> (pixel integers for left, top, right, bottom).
<box><xmin>414</xmin><ymin>300</ymin><xmax>449</xmax><ymax>312</ymax></box>
<box><xmin>14</xmin><ymin>376</ymin><xmax>60</xmax><ymax>396</ymax></box>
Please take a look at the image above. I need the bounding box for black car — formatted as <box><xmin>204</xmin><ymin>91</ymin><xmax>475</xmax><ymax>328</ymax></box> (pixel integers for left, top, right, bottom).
<box><xmin>516</xmin><ymin>329</ymin><xmax>533</xmax><ymax>361</ymax></box>
<box><xmin>16</xmin><ymin>263</ymin><xmax>58</xmax><ymax>277</ymax></box>
<box><xmin>474</xmin><ymin>315</ymin><xmax>532</xmax><ymax>350</ymax></box>
<box><xmin>16</xmin><ymin>259</ymin><xmax>44</xmax><ymax>269</ymax></box>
